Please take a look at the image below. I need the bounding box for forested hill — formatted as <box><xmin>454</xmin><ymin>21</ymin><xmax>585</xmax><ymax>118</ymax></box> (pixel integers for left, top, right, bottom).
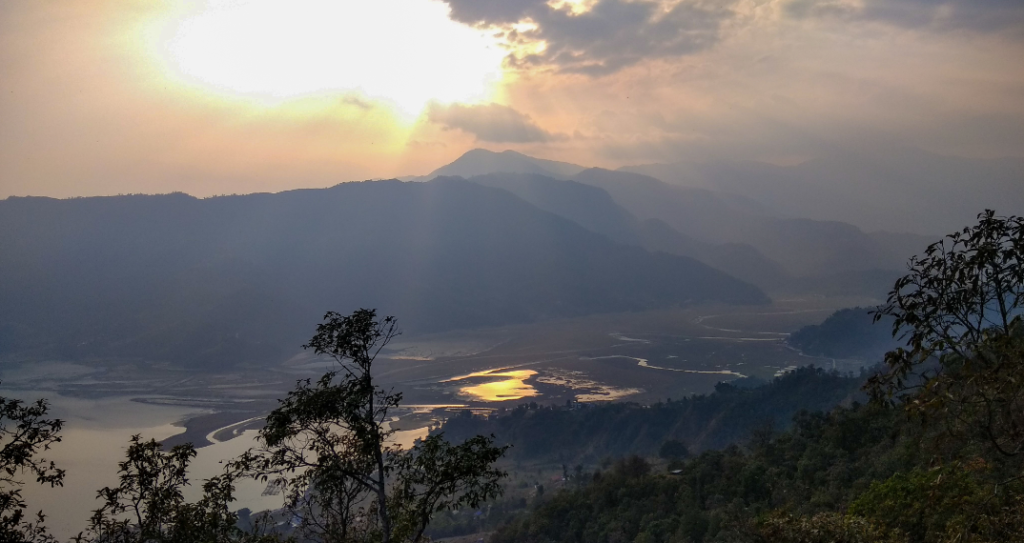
<box><xmin>489</xmin><ymin>401</ymin><xmax>918</xmax><ymax>543</ymax></box>
<box><xmin>0</xmin><ymin>179</ymin><xmax>766</xmax><ymax>368</ymax></box>
<box><xmin>788</xmin><ymin>307</ymin><xmax>900</xmax><ymax>360</ymax></box>
<box><xmin>481</xmin><ymin>211</ymin><xmax>1024</xmax><ymax>543</ymax></box>
<box><xmin>437</xmin><ymin>366</ymin><xmax>866</xmax><ymax>464</ymax></box>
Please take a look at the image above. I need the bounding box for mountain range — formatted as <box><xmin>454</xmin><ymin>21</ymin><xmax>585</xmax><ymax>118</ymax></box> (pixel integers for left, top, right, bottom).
<box><xmin>427</xmin><ymin>150</ymin><xmax>939</xmax><ymax>290</ymax></box>
<box><xmin>3</xmin><ymin>145</ymin><xmax>1009</xmax><ymax>368</ymax></box>
<box><xmin>0</xmin><ymin>178</ymin><xmax>766</xmax><ymax>367</ymax></box>
<box><xmin>416</xmin><ymin>146</ymin><xmax>1023</xmax><ymax>237</ymax></box>
<box><xmin>622</xmin><ymin>146</ymin><xmax>1024</xmax><ymax>235</ymax></box>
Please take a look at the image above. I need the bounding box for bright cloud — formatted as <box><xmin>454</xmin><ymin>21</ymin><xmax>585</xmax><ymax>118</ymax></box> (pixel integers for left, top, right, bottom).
<box><xmin>0</xmin><ymin>0</ymin><xmax>1022</xmax><ymax>198</ymax></box>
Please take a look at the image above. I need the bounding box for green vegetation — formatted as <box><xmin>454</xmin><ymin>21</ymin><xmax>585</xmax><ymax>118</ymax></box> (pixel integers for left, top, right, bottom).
<box><xmin>659</xmin><ymin>440</ymin><xmax>690</xmax><ymax>461</ymax></box>
<box><xmin>485</xmin><ymin>392</ymin><xmax>1024</xmax><ymax>542</ymax></box>
<box><xmin>3</xmin><ymin>210</ymin><xmax>1023</xmax><ymax>542</ymax></box>
<box><xmin>0</xmin><ymin>309</ymin><xmax>507</xmax><ymax>543</ymax></box>
<box><xmin>439</xmin><ymin>366</ymin><xmax>865</xmax><ymax>463</ymax></box>
<box><xmin>0</xmin><ymin>394</ymin><xmax>63</xmax><ymax>542</ymax></box>
<box><xmin>74</xmin><ymin>436</ymin><xmax>277</xmax><ymax>543</ymax></box>
<box><xmin>869</xmin><ymin>209</ymin><xmax>1024</xmax><ymax>460</ymax></box>
<box><xmin>490</xmin><ymin>403</ymin><xmax>914</xmax><ymax>543</ymax></box>
<box><xmin>238</xmin><ymin>309</ymin><xmax>508</xmax><ymax>543</ymax></box>
<box><xmin>484</xmin><ymin>210</ymin><xmax>1024</xmax><ymax>543</ymax></box>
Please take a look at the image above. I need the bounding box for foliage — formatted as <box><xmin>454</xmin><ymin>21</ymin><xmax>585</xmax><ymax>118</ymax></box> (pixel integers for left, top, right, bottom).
<box><xmin>0</xmin><ymin>392</ymin><xmax>64</xmax><ymax>543</ymax></box>
<box><xmin>74</xmin><ymin>435</ymin><xmax>278</xmax><ymax>543</ymax></box>
<box><xmin>849</xmin><ymin>467</ymin><xmax>981</xmax><ymax>542</ymax></box>
<box><xmin>489</xmin><ymin>409</ymin><xmax>1020</xmax><ymax>542</ymax></box>
<box><xmin>440</xmin><ymin>366</ymin><xmax>865</xmax><ymax>463</ymax></box>
<box><xmin>490</xmin><ymin>403</ymin><xmax>918</xmax><ymax>543</ymax></box>
<box><xmin>81</xmin><ymin>436</ymin><xmax>196</xmax><ymax>542</ymax></box>
<box><xmin>487</xmin><ymin>401</ymin><xmax>1024</xmax><ymax>542</ymax></box>
<box><xmin>659</xmin><ymin>440</ymin><xmax>690</xmax><ymax>461</ymax></box>
<box><xmin>757</xmin><ymin>512</ymin><xmax>903</xmax><ymax>543</ymax></box>
<box><xmin>240</xmin><ymin>309</ymin><xmax>507</xmax><ymax>543</ymax></box>
<box><xmin>488</xmin><ymin>211</ymin><xmax>1024</xmax><ymax>543</ymax></box>
<box><xmin>10</xmin><ymin>209</ymin><xmax>1024</xmax><ymax>541</ymax></box>
<box><xmin>849</xmin><ymin>463</ymin><xmax>1024</xmax><ymax>543</ymax></box>
<box><xmin>870</xmin><ymin>210</ymin><xmax>1024</xmax><ymax>459</ymax></box>
<box><xmin>390</xmin><ymin>433</ymin><xmax>508</xmax><ymax>543</ymax></box>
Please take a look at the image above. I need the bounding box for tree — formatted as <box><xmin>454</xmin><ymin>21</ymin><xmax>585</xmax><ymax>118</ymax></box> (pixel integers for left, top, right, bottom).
<box><xmin>869</xmin><ymin>210</ymin><xmax>1024</xmax><ymax>460</ymax></box>
<box><xmin>758</xmin><ymin>512</ymin><xmax>905</xmax><ymax>543</ymax></box>
<box><xmin>77</xmin><ymin>435</ymin><xmax>276</xmax><ymax>543</ymax></box>
<box><xmin>241</xmin><ymin>309</ymin><xmax>507</xmax><ymax>543</ymax></box>
<box><xmin>81</xmin><ymin>436</ymin><xmax>195</xmax><ymax>542</ymax></box>
<box><xmin>0</xmin><ymin>391</ymin><xmax>64</xmax><ymax>543</ymax></box>
<box><xmin>658</xmin><ymin>439</ymin><xmax>689</xmax><ymax>460</ymax></box>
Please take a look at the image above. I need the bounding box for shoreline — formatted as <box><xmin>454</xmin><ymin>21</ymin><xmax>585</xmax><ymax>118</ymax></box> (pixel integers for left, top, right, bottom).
<box><xmin>162</xmin><ymin>408</ymin><xmax>269</xmax><ymax>449</ymax></box>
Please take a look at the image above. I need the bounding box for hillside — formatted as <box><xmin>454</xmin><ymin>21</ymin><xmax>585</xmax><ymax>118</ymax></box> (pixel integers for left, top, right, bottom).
<box><xmin>0</xmin><ymin>178</ymin><xmax>767</xmax><ymax>368</ymax></box>
<box><xmin>465</xmin><ymin>173</ymin><xmax>788</xmax><ymax>288</ymax></box>
<box><xmin>486</xmin><ymin>401</ymin><xmax>919</xmax><ymax>543</ymax></box>
<box><xmin>572</xmin><ymin>168</ymin><xmax>911</xmax><ymax>280</ymax></box>
<box><xmin>418</xmin><ymin>149</ymin><xmax>587</xmax><ymax>180</ymax></box>
<box><xmin>438</xmin><ymin>366</ymin><xmax>865</xmax><ymax>464</ymax></box>
<box><xmin>622</xmin><ymin>146</ymin><xmax>1024</xmax><ymax>235</ymax></box>
<box><xmin>788</xmin><ymin>307</ymin><xmax>899</xmax><ymax>360</ymax></box>
<box><xmin>418</xmin><ymin>151</ymin><xmax>928</xmax><ymax>289</ymax></box>
<box><xmin>465</xmin><ymin>173</ymin><xmax>641</xmax><ymax>245</ymax></box>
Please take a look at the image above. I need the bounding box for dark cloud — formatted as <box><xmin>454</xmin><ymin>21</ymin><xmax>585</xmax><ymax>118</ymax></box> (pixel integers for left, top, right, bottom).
<box><xmin>443</xmin><ymin>0</ymin><xmax>738</xmax><ymax>76</ymax></box>
<box><xmin>426</xmin><ymin>102</ymin><xmax>558</xmax><ymax>143</ymax></box>
<box><xmin>785</xmin><ymin>0</ymin><xmax>1024</xmax><ymax>33</ymax></box>
<box><xmin>442</xmin><ymin>0</ymin><xmax>547</xmax><ymax>25</ymax></box>
<box><xmin>441</xmin><ymin>0</ymin><xmax>1024</xmax><ymax>78</ymax></box>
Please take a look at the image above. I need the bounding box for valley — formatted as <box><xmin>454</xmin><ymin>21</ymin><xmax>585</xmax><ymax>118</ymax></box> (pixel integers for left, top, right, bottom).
<box><xmin>0</xmin><ymin>298</ymin><xmax>871</xmax><ymax>539</ymax></box>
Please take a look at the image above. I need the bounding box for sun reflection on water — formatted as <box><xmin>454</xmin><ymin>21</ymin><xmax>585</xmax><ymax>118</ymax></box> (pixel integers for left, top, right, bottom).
<box><xmin>445</xmin><ymin>369</ymin><xmax>539</xmax><ymax>402</ymax></box>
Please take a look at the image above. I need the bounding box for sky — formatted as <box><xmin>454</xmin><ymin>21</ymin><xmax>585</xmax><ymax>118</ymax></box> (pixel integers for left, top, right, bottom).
<box><xmin>1</xmin><ymin>0</ymin><xmax>1023</xmax><ymax>198</ymax></box>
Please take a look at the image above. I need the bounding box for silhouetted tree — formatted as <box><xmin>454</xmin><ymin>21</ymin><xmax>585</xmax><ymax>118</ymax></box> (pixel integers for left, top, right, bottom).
<box><xmin>240</xmin><ymin>309</ymin><xmax>507</xmax><ymax>543</ymax></box>
<box><xmin>658</xmin><ymin>440</ymin><xmax>689</xmax><ymax>460</ymax></box>
<box><xmin>76</xmin><ymin>436</ymin><xmax>276</xmax><ymax>543</ymax></box>
<box><xmin>870</xmin><ymin>210</ymin><xmax>1024</xmax><ymax>459</ymax></box>
<box><xmin>0</xmin><ymin>391</ymin><xmax>64</xmax><ymax>543</ymax></box>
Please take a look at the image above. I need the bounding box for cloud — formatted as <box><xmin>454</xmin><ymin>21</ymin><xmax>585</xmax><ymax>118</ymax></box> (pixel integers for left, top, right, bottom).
<box><xmin>784</xmin><ymin>0</ymin><xmax>1024</xmax><ymax>33</ymax></box>
<box><xmin>443</xmin><ymin>0</ymin><xmax>738</xmax><ymax>76</ymax></box>
<box><xmin>426</xmin><ymin>102</ymin><xmax>558</xmax><ymax>143</ymax></box>
<box><xmin>441</xmin><ymin>0</ymin><xmax>1024</xmax><ymax>77</ymax></box>
<box><xmin>441</xmin><ymin>0</ymin><xmax>545</xmax><ymax>25</ymax></box>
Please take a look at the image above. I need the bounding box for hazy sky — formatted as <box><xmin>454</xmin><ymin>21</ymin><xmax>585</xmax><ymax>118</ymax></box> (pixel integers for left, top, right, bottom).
<box><xmin>2</xmin><ymin>0</ymin><xmax>1022</xmax><ymax>198</ymax></box>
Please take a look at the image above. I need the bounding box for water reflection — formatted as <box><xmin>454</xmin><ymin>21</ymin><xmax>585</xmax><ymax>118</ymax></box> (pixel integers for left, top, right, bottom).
<box><xmin>445</xmin><ymin>369</ymin><xmax>539</xmax><ymax>401</ymax></box>
<box><xmin>6</xmin><ymin>390</ymin><xmax>436</xmax><ymax>539</ymax></box>
<box><xmin>2</xmin><ymin>391</ymin><xmax>205</xmax><ymax>540</ymax></box>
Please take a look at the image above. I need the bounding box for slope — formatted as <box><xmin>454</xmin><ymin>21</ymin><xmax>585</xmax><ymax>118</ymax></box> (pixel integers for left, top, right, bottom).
<box><xmin>0</xmin><ymin>178</ymin><xmax>768</xmax><ymax>368</ymax></box>
<box><xmin>623</xmin><ymin>146</ymin><xmax>1024</xmax><ymax>235</ymax></box>
<box><xmin>465</xmin><ymin>173</ymin><xmax>788</xmax><ymax>288</ymax></box>
<box><xmin>418</xmin><ymin>149</ymin><xmax>587</xmax><ymax>181</ymax></box>
<box><xmin>572</xmin><ymin>168</ymin><xmax>910</xmax><ymax>280</ymax></box>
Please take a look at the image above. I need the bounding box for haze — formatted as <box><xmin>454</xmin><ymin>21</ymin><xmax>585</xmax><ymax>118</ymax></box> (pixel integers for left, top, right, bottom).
<box><xmin>4</xmin><ymin>2</ymin><xmax>1024</xmax><ymax>541</ymax></box>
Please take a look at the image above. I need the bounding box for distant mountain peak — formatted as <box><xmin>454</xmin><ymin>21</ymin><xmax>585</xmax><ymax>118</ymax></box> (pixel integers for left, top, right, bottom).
<box><xmin>422</xmin><ymin>148</ymin><xmax>587</xmax><ymax>180</ymax></box>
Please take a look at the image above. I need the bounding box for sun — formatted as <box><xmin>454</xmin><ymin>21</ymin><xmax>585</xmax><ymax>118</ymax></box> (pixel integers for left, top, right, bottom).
<box><xmin>149</xmin><ymin>0</ymin><xmax>505</xmax><ymax>115</ymax></box>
